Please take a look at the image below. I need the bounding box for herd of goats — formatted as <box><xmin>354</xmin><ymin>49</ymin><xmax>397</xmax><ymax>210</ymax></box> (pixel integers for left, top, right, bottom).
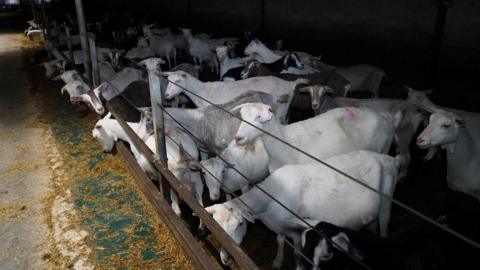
<box><xmin>26</xmin><ymin>12</ymin><xmax>479</xmax><ymax>270</ymax></box>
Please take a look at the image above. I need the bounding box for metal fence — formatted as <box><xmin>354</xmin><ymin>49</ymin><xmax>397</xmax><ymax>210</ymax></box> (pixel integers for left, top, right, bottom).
<box><xmin>31</xmin><ymin>0</ymin><xmax>480</xmax><ymax>269</ymax></box>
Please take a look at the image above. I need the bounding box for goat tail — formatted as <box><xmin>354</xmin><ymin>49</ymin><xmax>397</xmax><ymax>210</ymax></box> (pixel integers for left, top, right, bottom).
<box><xmin>293</xmin><ymin>78</ymin><xmax>310</xmax><ymax>89</ymax></box>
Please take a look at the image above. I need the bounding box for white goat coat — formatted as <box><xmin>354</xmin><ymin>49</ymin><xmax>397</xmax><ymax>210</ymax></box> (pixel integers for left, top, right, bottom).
<box><xmin>166</xmin><ymin>72</ymin><xmax>305</xmax><ymax>123</ymax></box>
<box><xmin>231</xmin><ymin>150</ymin><xmax>399</xmax><ymax>234</ymax></box>
<box><xmin>247</xmin><ymin>107</ymin><xmax>395</xmax><ymax>172</ymax></box>
<box><xmin>92</xmin><ymin>119</ymin><xmax>203</xmax><ymax>214</ymax></box>
<box><xmin>216</xmin><ymin>150</ymin><xmax>399</xmax><ymax>267</ymax></box>
<box><xmin>216</xmin><ymin>139</ymin><xmax>269</xmax><ymax>195</ymax></box>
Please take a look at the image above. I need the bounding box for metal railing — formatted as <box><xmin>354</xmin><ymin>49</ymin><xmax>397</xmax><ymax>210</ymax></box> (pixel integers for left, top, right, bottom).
<box><xmin>34</xmin><ymin>1</ymin><xmax>480</xmax><ymax>269</ymax></box>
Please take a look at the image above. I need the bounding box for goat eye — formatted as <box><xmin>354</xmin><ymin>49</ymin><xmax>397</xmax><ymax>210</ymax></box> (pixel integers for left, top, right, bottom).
<box><xmin>442</xmin><ymin>124</ymin><xmax>451</xmax><ymax>128</ymax></box>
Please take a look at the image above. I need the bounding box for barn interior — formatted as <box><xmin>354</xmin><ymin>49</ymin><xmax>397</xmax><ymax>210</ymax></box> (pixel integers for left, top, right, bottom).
<box><xmin>0</xmin><ymin>0</ymin><xmax>479</xmax><ymax>269</ymax></box>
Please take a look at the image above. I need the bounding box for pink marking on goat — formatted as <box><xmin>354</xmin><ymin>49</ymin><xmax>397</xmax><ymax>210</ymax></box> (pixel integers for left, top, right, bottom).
<box><xmin>164</xmin><ymin>129</ymin><xmax>172</xmax><ymax>137</ymax></box>
<box><xmin>252</xmin><ymin>78</ymin><xmax>262</xmax><ymax>84</ymax></box>
<box><xmin>344</xmin><ymin>107</ymin><xmax>358</xmax><ymax>119</ymax></box>
<box><xmin>246</xmin><ymin>90</ymin><xmax>255</xmax><ymax>96</ymax></box>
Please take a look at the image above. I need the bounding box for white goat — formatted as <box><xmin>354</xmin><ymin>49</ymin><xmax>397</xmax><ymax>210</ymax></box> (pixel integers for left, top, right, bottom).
<box><xmin>333</xmin><ymin>97</ymin><xmax>426</xmax><ymax>179</ymax></box>
<box><xmin>143</xmin><ymin>25</ymin><xmax>178</xmax><ymax>69</ymax></box>
<box><xmin>405</xmin><ymin>86</ymin><xmax>436</xmax><ymax>108</ymax></box>
<box><xmin>125</xmin><ymin>46</ymin><xmax>155</xmax><ymax>60</ymax></box>
<box><xmin>41</xmin><ymin>59</ymin><xmax>66</xmax><ymax>78</ymax></box>
<box><xmin>244</xmin><ymin>39</ymin><xmax>385</xmax><ymax>97</ymax></box>
<box><xmin>99</xmin><ymin>61</ymin><xmax>117</xmax><ymax>82</ymax></box>
<box><xmin>60</xmin><ymin>81</ymin><xmax>89</xmax><ymax>100</ymax></box>
<box><xmin>53</xmin><ymin>70</ymin><xmax>85</xmax><ymax>84</ymax></box>
<box><xmin>95</xmin><ymin>67</ymin><xmax>145</xmax><ymax>101</ymax></box>
<box><xmin>244</xmin><ymin>39</ymin><xmax>283</xmax><ymax>63</ymax></box>
<box><xmin>163</xmin><ymin>71</ymin><xmax>307</xmax><ymax>123</ymax></box>
<box><xmin>206</xmin><ymin>150</ymin><xmax>400</xmax><ymax>268</ymax></box>
<box><xmin>181</xmin><ymin>28</ymin><xmax>219</xmax><ymax>74</ymax></box>
<box><xmin>416</xmin><ymin>107</ymin><xmax>480</xmax><ymax>200</ymax></box>
<box><xmin>92</xmin><ymin>117</ymin><xmax>204</xmax><ymax>219</ymax></box>
<box><xmin>193</xmin><ymin>138</ymin><xmax>269</xmax><ymax>201</ymax></box>
<box><xmin>232</xmin><ymin>103</ymin><xmax>397</xmax><ymax>172</ymax></box>
<box><xmin>216</xmin><ymin>46</ymin><xmax>249</xmax><ymax>80</ymax></box>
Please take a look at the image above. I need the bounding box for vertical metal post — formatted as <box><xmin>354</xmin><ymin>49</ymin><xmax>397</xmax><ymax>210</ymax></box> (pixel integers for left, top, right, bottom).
<box><xmin>144</xmin><ymin>58</ymin><xmax>169</xmax><ymax>197</ymax></box>
<box><xmin>74</xmin><ymin>0</ymin><xmax>93</xmax><ymax>87</ymax></box>
<box><xmin>34</xmin><ymin>1</ymin><xmax>41</xmax><ymax>31</ymax></box>
<box><xmin>430</xmin><ymin>0</ymin><xmax>450</xmax><ymax>90</ymax></box>
<box><xmin>40</xmin><ymin>0</ymin><xmax>48</xmax><ymax>37</ymax></box>
<box><xmin>64</xmin><ymin>24</ymin><xmax>75</xmax><ymax>63</ymax></box>
<box><xmin>28</xmin><ymin>0</ymin><xmax>37</xmax><ymax>27</ymax></box>
<box><xmin>89</xmin><ymin>38</ymin><xmax>101</xmax><ymax>87</ymax></box>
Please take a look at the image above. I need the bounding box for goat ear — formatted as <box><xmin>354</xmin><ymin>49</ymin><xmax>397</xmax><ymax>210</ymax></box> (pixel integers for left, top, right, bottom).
<box><xmin>70</xmin><ymin>95</ymin><xmax>86</xmax><ymax>103</ymax></box>
<box><xmin>102</xmin><ymin>112</ymin><xmax>112</xmax><ymax>120</ymax></box>
<box><xmin>205</xmin><ymin>205</ymin><xmax>219</xmax><ymax>215</ymax></box>
<box><xmin>98</xmin><ymin>82</ymin><xmax>108</xmax><ymax>92</ymax></box>
<box><xmin>323</xmin><ymin>86</ymin><xmax>334</xmax><ymax>93</ymax></box>
<box><xmin>240</xmin><ymin>208</ymin><xmax>255</xmax><ymax>223</ymax></box>
<box><xmin>230</xmin><ymin>103</ymin><xmax>252</xmax><ymax>115</ymax></box>
<box><xmin>418</xmin><ymin>105</ymin><xmax>436</xmax><ymax>114</ymax></box>
<box><xmin>188</xmin><ymin>161</ymin><xmax>202</xmax><ymax>171</ymax></box>
<box><xmin>160</xmin><ymin>71</ymin><xmax>172</xmax><ymax>77</ymax></box>
<box><xmin>403</xmin><ymin>85</ymin><xmax>414</xmax><ymax>93</ymax></box>
<box><xmin>332</xmin><ymin>232</ymin><xmax>351</xmax><ymax>252</ymax></box>
<box><xmin>296</xmin><ymin>86</ymin><xmax>310</xmax><ymax>93</ymax></box>
<box><xmin>276</xmin><ymin>94</ymin><xmax>290</xmax><ymax>104</ymax></box>
<box><xmin>177</xmin><ymin>143</ymin><xmax>188</xmax><ymax>161</ymax></box>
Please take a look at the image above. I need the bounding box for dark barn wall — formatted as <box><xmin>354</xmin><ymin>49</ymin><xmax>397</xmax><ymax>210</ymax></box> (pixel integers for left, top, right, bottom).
<box><xmin>81</xmin><ymin>0</ymin><xmax>479</xmax><ymax>93</ymax></box>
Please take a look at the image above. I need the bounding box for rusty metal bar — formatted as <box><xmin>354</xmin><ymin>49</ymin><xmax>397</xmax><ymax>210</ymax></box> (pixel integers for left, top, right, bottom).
<box><xmin>88</xmin><ymin>37</ymin><xmax>100</xmax><ymax>87</ymax></box>
<box><xmin>74</xmin><ymin>0</ymin><xmax>92</xmax><ymax>87</ymax></box>
<box><xmin>40</xmin><ymin>0</ymin><xmax>48</xmax><ymax>37</ymax></box>
<box><xmin>28</xmin><ymin>0</ymin><xmax>37</xmax><ymax>28</ymax></box>
<box><xmin>115</xmin><ymin>141</ymin><xmax>219</xmax><ymax>270</ymax></box>
<box><xmin>107</xmin><ymin>104</ymin><xmax>259</xmax><ymax>270</ymax></box>
<box><xmin>143</xmin><ymin>59</ymin><xmax>169</xmax><ymax>196</ymax></box>
<box><xmin>65</xmin><ymin>24</ymin><xmax>75</xmax><ymax>64</ymax></box>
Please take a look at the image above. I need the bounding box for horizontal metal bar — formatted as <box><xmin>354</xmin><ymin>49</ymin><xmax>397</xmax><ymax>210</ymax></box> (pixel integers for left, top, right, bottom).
<box><xmin>116</xmin><ymin>141</ymin><xmax>218</xmax><ymax>270</ymax></box>
<box><xmin>107</xmin><ymin>104</ymin><xmax>259</xmax><ymax>270</ymax></box>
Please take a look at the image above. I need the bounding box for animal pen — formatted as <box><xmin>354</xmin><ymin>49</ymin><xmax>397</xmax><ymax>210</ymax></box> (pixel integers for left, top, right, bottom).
<box><xmin>12</xmin><ymin>0</ymin><xmax>480</xmax><ymax>269</ymax></box>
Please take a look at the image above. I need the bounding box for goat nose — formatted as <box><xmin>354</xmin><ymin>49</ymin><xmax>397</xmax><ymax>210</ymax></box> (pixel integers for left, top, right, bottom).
<box><xmin>416</xmin><ymin>137</ymin><xmax>425</xmax><ymax>145</ymax></box>
<box><xmin>235</xmin><ymin>136</ymin><xmax>243</xmax><ymax>144</ymax></box>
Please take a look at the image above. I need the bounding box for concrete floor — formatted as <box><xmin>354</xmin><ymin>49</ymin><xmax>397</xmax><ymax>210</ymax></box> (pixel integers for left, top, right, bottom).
<box><xmin>0</xmin><ymin>22</ymin><xmax>195</xmax><ymax>270</ymax></box>
<box><xmin>0</xmin><ymin>33</ymin><xmax>54</xmax><ymax>269</ymax></box>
